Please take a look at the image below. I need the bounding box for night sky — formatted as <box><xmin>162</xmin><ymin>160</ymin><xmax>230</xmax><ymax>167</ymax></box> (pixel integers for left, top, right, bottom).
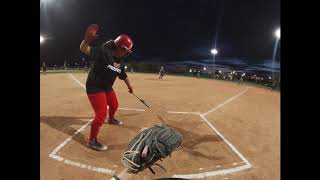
<box><xmin>40</xmin><ymin>0</ymin><xmax>280</xmax><ymax>66</ymax></box>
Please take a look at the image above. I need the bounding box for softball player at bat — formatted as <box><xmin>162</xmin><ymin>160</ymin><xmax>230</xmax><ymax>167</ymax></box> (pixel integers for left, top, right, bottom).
<box><xmin>80</xmin><ymin>24</ymin><xmax>134</xmax><ymax>151</ymax></box>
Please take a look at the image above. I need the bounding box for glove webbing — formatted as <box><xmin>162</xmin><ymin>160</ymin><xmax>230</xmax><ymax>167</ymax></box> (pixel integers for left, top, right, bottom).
<box><xmin>122</xmin><ymin>130</ymin><xmax>152</xmax><ymax>171</ymax></box>
<box><xmin>122</xmin><ymin>125</ymin><xmax>181</xmax><ymax>174</ymax></box>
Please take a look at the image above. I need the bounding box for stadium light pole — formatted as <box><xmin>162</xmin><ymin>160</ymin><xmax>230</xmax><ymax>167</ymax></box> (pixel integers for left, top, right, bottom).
<box><xmin>40</xmin><ymin>35</ymin><xmax>46</xmax><ymax>70</ymax></box>
<box><xmin>272</xmin><ymin>28</ymin><xmax>280</xmax><ymax>80</ymax></box>
<box><xmin>211</xmin><ymin>48</ymin><xmax>218</xmax><ymax>74</ymax></box>
<box><xmin>273</xmin><ymin>28</ymin><xmax>280</xmax><ymax>61</ymax></box>
<box><xmin>40</xmin><ymin>35</ymin><xmax>45</xmax><ymax>44</ymax></box>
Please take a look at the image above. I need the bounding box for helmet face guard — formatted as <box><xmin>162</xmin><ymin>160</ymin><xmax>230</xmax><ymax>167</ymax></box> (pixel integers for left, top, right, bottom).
<box><xmin>118</xmin><ymin>46</ymin><xmax>131</xmax><ymax>57</ymax></box>
<box><xmin>122</xmin><ymin>46</ymin><xmax>132</xmax><ymax>54</ymax></box>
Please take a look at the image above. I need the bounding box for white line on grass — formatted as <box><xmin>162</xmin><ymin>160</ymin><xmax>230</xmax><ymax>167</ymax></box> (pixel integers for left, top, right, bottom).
<box><xmin>68</xmin><ymin>73</ymin><xmax>86</xmax><ymax>89</ymax></box>
<box><xmin>118</xmin><ymin>107</ymin><xmax>145</xmax><ymax>111</ymax></box>
<box><xmin>167</xmin><ymin>111</ymin><xmax>200</xmax><ymax>115</ymax></box>
<box><xmin>49</xmin><ymin>119</ymin><xmax>93</xmax><ymax>155</ymax></box>
<box><xmin>171</xmin><ymin>114</ymin><xmax>252</xmax><ymax>179</ymax></box>
<box><xmin>48</xmin><ymin>119</ymin><xmax>116</xmax><ymax>175</ymax></box>
<box><xmin>199</xmin><ymin>115</ymin><xmax>251</xmax><ymax>165</ymax></box>
<box><xmin>171</xmin><ymin>87</ymin><xmax>252</xmax><ymax>179</ymax></box>
<box><xmin>172</xmin><ymin>164</ymin><xmax>251</xmax><ymax>179</ymax></box>
<box><xmin>64</xmin><ymin>159</ymin><xmax>115</xmax><ymax>174</ymax></box>
<box><xmin>201</xmin><ymin>87</ymin><xmax>249</xmax><ymax>116</ymax></box>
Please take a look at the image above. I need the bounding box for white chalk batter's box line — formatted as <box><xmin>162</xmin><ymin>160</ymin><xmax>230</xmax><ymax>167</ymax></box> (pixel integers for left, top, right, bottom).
<box><xmin>47</xmin><ymin>73</ymin><xmax>252</xmax><ymax>178</ymax></box>
<box><xmin>48</xmin><ymin>112</ymin><xmax>250</xmax><ymax>178</ymax></box>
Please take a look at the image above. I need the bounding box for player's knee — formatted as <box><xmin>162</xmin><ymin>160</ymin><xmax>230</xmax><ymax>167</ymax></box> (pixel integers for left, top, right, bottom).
<box><xmin>95</xmin><ymin>109</ymin><xmax>107</xmax><ymax>122</ymax></box>
<box><xmin>115</xmin><ymin>102</ymin><xmax>118</xmax><ymax>110</ymax></box>
<box><xmin>92</xmin><ymin>118</ymin><xmax>104</xmax><ymax>127</ymax></box>
<box><xmin>109</xmin><ymin>102</ymin><xmax>118</xmax><ymax>112</ymax></box>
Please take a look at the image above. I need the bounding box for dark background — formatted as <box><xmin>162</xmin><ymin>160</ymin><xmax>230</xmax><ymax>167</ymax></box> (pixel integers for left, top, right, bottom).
<box><xmin>40</xmin><ymin>0</ymin><xmax>280</xmax><ymax>66</ymax></box>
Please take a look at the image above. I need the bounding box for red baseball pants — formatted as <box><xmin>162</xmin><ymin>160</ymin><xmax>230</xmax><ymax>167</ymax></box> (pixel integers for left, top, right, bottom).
<box><xmin>87</xmin><ymin>90</ymin><xmax>118</xmax><ymax>141</ymax></box>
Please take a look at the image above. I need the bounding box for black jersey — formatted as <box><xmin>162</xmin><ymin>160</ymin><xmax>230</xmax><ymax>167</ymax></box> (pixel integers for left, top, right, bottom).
<box><xmin>86</xmin><ymin>40</ymin><xmax>127</xmax><ymax>94</ymax></box>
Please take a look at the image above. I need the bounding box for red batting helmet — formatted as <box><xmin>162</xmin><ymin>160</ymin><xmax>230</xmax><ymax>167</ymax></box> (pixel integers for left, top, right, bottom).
<box><xmin>114</xmin><ymin>34</ymin><xmax>133</xmax><ymax>53</ymax></box>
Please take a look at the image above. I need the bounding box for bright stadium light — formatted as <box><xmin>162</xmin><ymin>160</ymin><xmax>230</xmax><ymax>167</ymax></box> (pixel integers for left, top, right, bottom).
<box><xmin>41</xmin><ymin>0</ymin><xmax>54</xmax><ymax>5</ymax></box>
<box><xmin>203</xmin><ymin>67</ymin><xmax>206</xmax><ymax>71</ymax></box>
<box><xmin>41</xmin><ymin>0</ymin><xmax>54</xmax><ymax>2</ymax></box>
<box><xmin>125</xmin><ymin>66</ymin><xmax>128</xmax><ymax>69</ymax></box>
<box><xmin>211</xmin><ymin>48</ymin><xmax>218</xmax><ymax>55</ymax></box>
<box><xmin>272</xmin><ymin>27</ymin><xmax>281</xmax><ymax>81</ymax></box>
<box><xmin>189</xmin><ymin>69</ymin><xmax>192</xmax><ymax>72</ymax></box>
<box><xmin>275</xmin><ymin>28</ymin><xmax>280</xmax><ymax>39</ymax></box>
<box><xmin>219</xmin><ymin>70</ymin><xmax>222</xmax><ymax>73</ymax></box>
<box><xmin>40</xmin><ymin>35</ymin><xmax>45</xmax><ymax>43</ymax></box>
<box><xmin>210</xmin><ymin>48</ymin><xmax>218</xmax><ymax>73</ymax></box>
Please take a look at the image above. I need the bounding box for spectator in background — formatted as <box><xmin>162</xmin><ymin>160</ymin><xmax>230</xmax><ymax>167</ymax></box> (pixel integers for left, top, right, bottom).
<box><xmin>42</xmin><ymin>62</ymin><xmax>46</xmax><ymax>75</ymax></box>
<box><xmin>159</xmin><ymin>66</ymin><xmax>165</xmax><ymax>79</ymax></box>
<box><xmin>239</xmin><ymin>76</ymin><xmax>243</xmax><ymax>84</ymax></box>
<box><xmin>272</xmin><ymin>80</ymin><xmax>278</xmax><ymax>90</ymax></box>
<box><xmin>84</xmin><ymin>64</ymin><xmax>89</xmax><ymax>73</ymax></box>
<box><xmin>197</xmin><ymin>71</ymin><xmax>200</xmax><ymax>78</ymax></box>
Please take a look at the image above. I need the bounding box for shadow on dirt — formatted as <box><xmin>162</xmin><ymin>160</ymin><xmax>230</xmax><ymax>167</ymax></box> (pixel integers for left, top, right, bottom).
<box><xmin>40</xmin><ymin>115</ymin><xmax>143</xmax><ymax>149</ymax></box>
<box><xmin>40</xmin><ymin>116</ymin><xmax>91</xmax><ymax>146</ymax></box>
<box><xmin>169</xmin><ymin>124</ymin><xmax>225</xmax><ymax>161</ymax></box>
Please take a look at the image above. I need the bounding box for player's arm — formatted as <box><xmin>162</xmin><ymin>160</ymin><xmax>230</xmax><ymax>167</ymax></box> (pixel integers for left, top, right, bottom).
<box><xmin>80</xmin><ymin>24</ymin><xmax>99</xmax><ymax>56</ymax></box>
<box><xmin>118</xmin><ymin>66</ymin><xmax>133</xmax><ymax>93</ymax></box>
<box><xmin>80</xmin><ymin>41</ymin><xmax>91</xmax><ymax>55</ymax></box>
<box><xmin>124</xmin><ymin>77</ymin><xmax>133</xmax><ymax>94</ymax></box>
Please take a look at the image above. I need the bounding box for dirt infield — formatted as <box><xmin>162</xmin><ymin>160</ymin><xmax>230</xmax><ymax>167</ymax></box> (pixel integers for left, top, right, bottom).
<box><xmin>40</xmin><ymin>72</ymin><xmax>280</xmax><ymax>180</ymax></box>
